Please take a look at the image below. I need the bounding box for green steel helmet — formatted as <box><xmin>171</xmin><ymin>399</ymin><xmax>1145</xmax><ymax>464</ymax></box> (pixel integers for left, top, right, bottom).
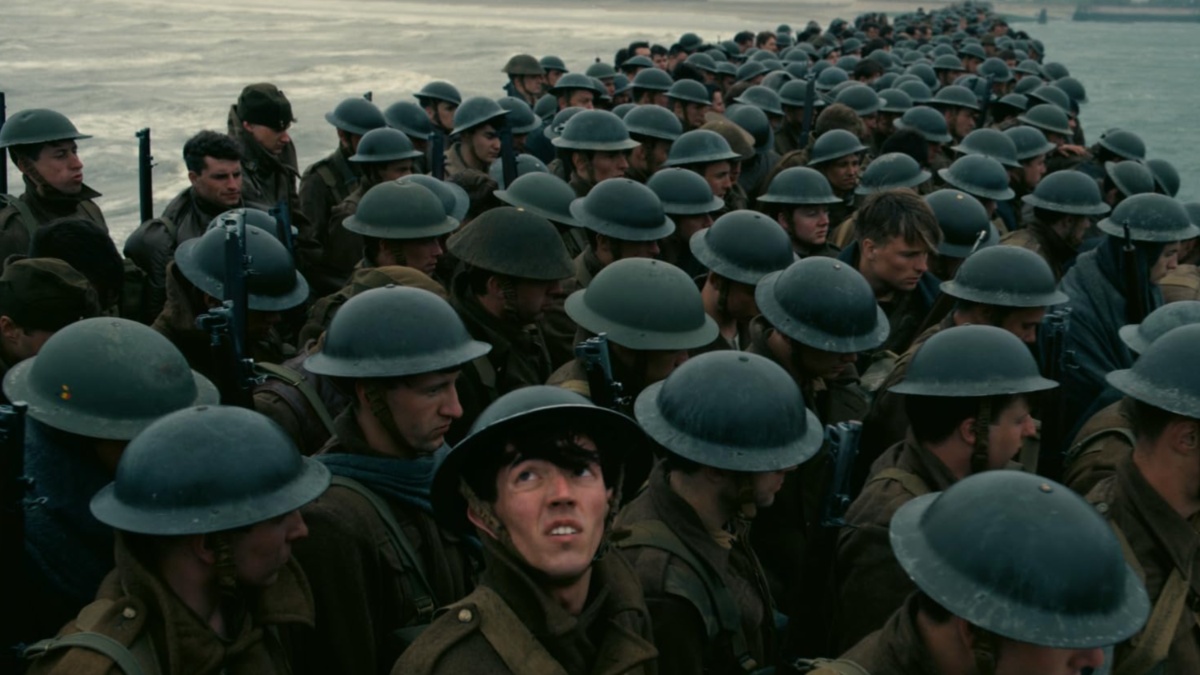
<box><xmin>494</xmin><ymin>172</ymin><xmax>579</xmax><ymax>226</ymax></box>
<box><xmin>1005</xmin><ymin>126</ymin><xmax>1055</xmax><ymax>162</ymax></box>
<box><xmin>631</xmin><ymin>68</ymin><xmax>674</xmax><ymax>93</ymax></box>
<box><xmin>690</xmin><ymin>210</ymin><xmax>795</xmax><ymax>285</ymax></box>
<box><xmin>733</xmin><ymin>85</ymin><xmax>785</xmax><ymax>116</ymax></box>
<box><xmin>1023</xmin><ymin>170</ymin><xmax>1110</xmax><ymax>216</ymax></box>
<box><xmin>1014</xmin><ymin>76</ymin><xmax>1045</xmax><ymax>96</ymax></box>
<box><xmin>890</xmin><ymin>471</ymin><xmax>1149</xmax><ymax>649</ymax></box>
<box><xmin>1014</xmin><ymin>59</ymin><xmax>1044</xmax><ymax>77</ymax></box>
<box><xmin>344</xmin><ymin>181</ymin><xmax>459</xmax><ymax>240</ymax></box>
<box><xmin>937</xmin><ymin>155</ymin><xmax>1015</xmax><ymax>202</ymax></box>
<box><xmin>488</xmin><ymin>153</ymin><xmax>548</xmax><ymax>189</ymax></box>
<box><xmin>383</xmin><ymin>101</ymin><xmax>434</xmax><ymax>141</ymax></box>
<box><xmin>782</xmin><ymin>63</ymin><xmax>808</xmax><ymax>81</ymax></box>
<box><xmin>205</xmin><ymin>206</ymin><xmax>276</xmax><ymax>233</ymax></box>
<box><xmin>534</xmin><ymin>94</ymin><xmax>558</xmax><ymax>120</ymax></box>
<box><xmin>758</xmin><ymin>167</ymin><xmax>843</xmax><ymax>206</ymax></box>
<box><xmin>925</xmin><ymin>189</ymin><xmax>999</xmax><ymax>258</ymax></box>
<box><xmin>872</xmin><ymin>72</ymin><xmax>899</xmax><ymax>92</ymax></box>
<box><xmin>931</xmin><ymin>85</ymin><xmax>981</xmax><ymax>112</ymax></box>
<box><xmin>755</xmin><ymin>257</ymin><xmax>889</xmax><ymax>353</ymax></box>
<box><xmin>551</xmin><ymin>109</ymin><xmax>640</xmax><ymax>152</ymax></box>
<box><xmin>1120</xmin><ymin>301</ymin><xmax>1200</xmax><ymax>356</ymax></box>
<box><xmin>779</xmin><ymin>80</ymin><xmax>828</xmax><ymax>110</ymax></box>
<box><xmin>878</xmin><ymin>88</ymin><xmax>914</xmax><ymax>115</ymax></box>
<box><xmin>175</xmin><ymin>218</ymin><xmax>309</xmax><ymax>312</ymax></box>
<box><xmin>958</xmin><ymin>42</ymin><xmax>987</xmax><ymax>61</ymax></box>
<box><xmin>433</xmin><ymin>386</ymin><xmax>650</xmax><ymax>534</ymax></box>
<box><xmin>686</xmin><ymin>52</ymin><xmax>719</xmax><ymax>74</ymax></box>
<box><xmin>1029</xmin><ymin>85</ymin><xmax>1071</xmax><ymax>114</ymax></box>
<box><xmin>348</xmin><ymin>127</ymin><xmax>423</xmax><ymax>163</ymax></box>
<box><xmin>550</xmin><ymin>72</ymin><xmax>606</xmax><ymax>96</ymax></box>
<box><xmin>447</xmin><ymin>207</ymin><xmax>573</xmax><ymax>280</ymax></box>
<box><xmin>905</xmin><ymin>63</ymin><xmax>939</xmax><ymax>91</ymax></box>
<box><xmin>978</xmin><ymin>57</ymin><xmax>1013</xmax><ymax>83</ymax></box>
<box><xmin>90</xmin><ymin>406</ymin><xmax>330</xmax><ymax>535</ymax></box>
<box><xmin>565</xmin><ymin>258</ymin><xmax>717</xmax><ymax>351</ymax></box>
<box><xmin>635</xmin><ymin>352</ymin><xmax>823</xmax><ymax>471</ymax></box>
<box><xmin>1055</xmin><ymin>75</ymin><xmax>1089</xmax><ymax>105</ymax></box>
<box><xmin>3</xmin><ymin>318</ymin><xmax>218</xmax><ymax>440</ymax></box>
<box><xmin>622</xmin><ymin>55</ymin><xmax>656</xmax><ymax>72</ymax></box>
<box><xmin>725</xmin><ymin>105</ymin><xmax>772</xmax><ymax>152</ymax></box>
<box><xmin>1109</xmin><ymin>323</ymin><xmax>1200</xmax><ymax>418</ymax></box>
<box><xmin>305</xmin><ymin>285</ymin><xmax>491</xmax><ymax>379</ymax></box>
<box><xmin>570</xmin><ymin>178</ymin><xmax>675</xmax><ymax>241</ymax></box>
<box><xmin>890</xmin><ymin>325</ymin><xmax>1058</xmax><ymax>397</ymax></box>
<box><xmin>736</xmin><ymin>61</ymin><xmax>770</xmax><ymax>84</ymax></box>
<box><xmin>896</xmin><ymin>80</ymin><xmax>934</xmax><ymax>105</ymax></box>
<box><xmin>893</xmin><ymin>106</ymin><xmax>952</xmax><ymax>144</ymax></box>
<box><xmin>662</xmin><ymin>129</ymin><xmax>742</xmax><ymax>168</ymax></box>
<box><xmin>540</xmin><ymin>55</ymin><xmax>568</xmax><ymax>73</ymax></box>
<box><xmin>667</xmin><ymin>79</ymin><xmax>712</xmax><ymax>106</ymax></box>
<box><xmin>0</xmin><ymin>108</ymin><xmax>92</xmax><ymax>148</ymax></box>
<box><xmin>415</xmin><ymin>80</ymin><xmax>462</xmax><ymax>106</ymax></box>
<box><xmin>835</xmin><ymin>85</ymin><xmax>883</xmax><ymax>117</ymax></box>
<box><xmin>1146</xmin><ymin>158</ymin><xmax>1181</xmax><ymax>198</ymax></box>
<box><xmin>855</xmin><ymin>153</ymin><xmax>932</xmax><ymax>196</ymax></box>
<box><xmin>1042</xmin><ymin>61</ymin><xmax>1071</xmax><ymax>81</ymax></box>
<box><xmin>951</xmin><ymin>128</ymin><xmax>1021</xmax><ymax>169</ymax></box>
<box><xmin>450</xmin><ymin>96</ymin><xmax>509</xmax><ymax>136</ymax></box>
<box><xmin>323</xmin><ymin>96</ymin><xmax>387</xmax><ymax>136</ymax></box>
<box><xmin>806</xmin><ymin>129</ymin><xmax>868</xmax><ymax>167</ymax></box>
<box><xmin>815</xmin><ymin>67</ymin><xmax>849</xmax><ymax>93</ymax></box>
<box><xmin>496</xmin><ymin>97</ymin><xmax>542</xmax><ymax>135</ymax></box>
<box><xmin>1019</xmin><ymin>103</ymin><xmax>1071</xmax><ymax>137</ymax></box>
<box><xmin>1098</xmin><ymin>129</ymin><xmax>1147</xmax><ymax>162</ymax></box>
<box><xmin>940</xmin><ymin>244</ymin><xmax>1068</xmax><ymax>307</ymax></box>
<box><xmin>1104</xmin><ymin>161</ymin><xmax>1157</xmax><ymax>199</ymax></box>
<box><xmin>586</xmin><ymin>61</ymin><xmax>618</xmax><ymax>80</ymax></box>
<box><xmin>624</xmin><ymin>104</ymin><xmax>683</xmax><ymax>142</ymax></box>
<box><xmin>1097</xmin><ymin>193</ymin><xmax>1200</xmax><ymax>242</ymax></box>
<box><xmin>502</xmin><ymin>54</ymin><xmax>546</xmax><ymax>76</ymax></box>
<box><xmin>398</xmin><ymin>174</ymin><xmax>469</xmax><ymax>221</ymax></box>
<box><xmin>932</xmin><ymin>54</ymin><xmax>966</xmax><ymax>73</ymax></box>
<box><xmin>647</xmin><ymin>168</ymin><xmax>724</xmax><ymax>216</ymax></box>
<box><xmin>544</xmin><ymin>107</ymin><xmax>585</xmax><ymax>140</ymax></box>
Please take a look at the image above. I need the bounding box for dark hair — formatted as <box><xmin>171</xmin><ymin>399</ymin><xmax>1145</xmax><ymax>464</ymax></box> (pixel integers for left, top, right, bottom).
<box><xmin>627</xmin><ymin>40</ymin><xmax>650</xmax><ymax>55</ymax></box>
<box><xmin>852</xmin><ymin>59</ymin><xmax>886</xmax><ymax>81</ymax></box>
<box><xmin>671</xmin><ymin>62</ymin><xmax>706</xmax><ymax>84</ymax></box>
<box><xmin>30</xmin><ymin>217</ymin><xmax>124</xmax><ymax>303</ymax></box>
<box><xmin>880</xmin><ymin>128</ymin><xmax>931</xmax><ymax>168</ymax></box>
<box><xmin>651</xmin><ymin>44</ymin><xmax>668</xmax><ymax>57</ymax></box>
<box><xmin>755</xmin><ymin>31</ymin><xmax>775</xmax><ymax>48</ymax></box>
<box><xmin>734</xmin><ymin>31</ymin><xmax>755</xmax><ymax>45</ymax></box>
<box><xmin>8</xmin><ymin>143</ymin><xmax>46</xmax><ymax>168</ymax></box>
<box><xmin>182</xmin><ymin>130</ymin><xmax>243</xmax><ymax>174</ymax></box>
<box><xmin>1129</xmin><ymin>398</ymin><xmax>1180</xmax><ymax>444</ymax></box>
<box><xmin>661</xmin><ymin>448</ymin><xmax>705</xmax><ymax>475</ymax></box>
<box><xmin>905</xmin><ymin>393</ymin><xmax>1020</xmax><ymax>445</ymax></box>
<box><xmin>855</xmin><ymin>189</ymin><xmax>942</xmax><ymax>250</ymax></box>
<box><xmin>613</xmin><ymin>48</ymin><xmax>629</xmax><ymax>69</ymax></box>
<box><xmin>462</xmin><ymin>427</ymin><xmax>608</xmax><ymax>502</ymax></box>
<box><xmin>916</xmin><ymin>590</ymin><xmax>953</xmax><ymax>623</ymax></box>
<box><xmin>951</xmin><ymin>299</ymin><xmax>1024</xmax><ymax>327</ymax></box>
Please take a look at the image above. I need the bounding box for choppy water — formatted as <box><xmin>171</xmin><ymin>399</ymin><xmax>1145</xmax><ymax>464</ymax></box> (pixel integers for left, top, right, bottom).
<box><xmin>1</xmin><ymin>0</ymin><xmax>1196</xmax><ymax>246</ymax></box>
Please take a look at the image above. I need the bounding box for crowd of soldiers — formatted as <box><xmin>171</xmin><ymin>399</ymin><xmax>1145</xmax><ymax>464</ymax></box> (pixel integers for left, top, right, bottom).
<box><xmin>2</xmin><ymin>0</ymin><xmax>1198</xmax><ymax>673</ymax></box>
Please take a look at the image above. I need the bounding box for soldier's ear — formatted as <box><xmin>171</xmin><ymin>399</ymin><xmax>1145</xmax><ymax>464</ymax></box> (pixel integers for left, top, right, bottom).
<box><xmin>958</xmin><ymin>416</ymin><xmax>978</xmax><ymax>447</ymax></box>
<box><xmin>190</xmin><ymin>533</ymin><xmax>217</xmax><ymax>565</ymax></box>
<box><xmin>1167</xmin><ymin>418</ymin><xmax>1199</xmax><ymax>454</ymax></box>
<box><xmin>466</xmin><ymin>506</ymin><xmax>498</xmax><ymax>539</ymax></box>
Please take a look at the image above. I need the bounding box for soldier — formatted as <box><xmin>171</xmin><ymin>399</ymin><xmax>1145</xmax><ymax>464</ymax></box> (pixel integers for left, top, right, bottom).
<box><xmin>623</xmin><ymin>104</ymin><xmax>682</xmax><ymax>184</ymax></box>
<box><xmin>615</xmin><ymin>351</ymin><xmax>826</xmax><ymax>673</ymax></box>
<box><xmin>550</xmin><ymin>73</ymin><xmax>605</xmax><ymax>111</ymax></box>
<box><xmin>1084</xmin><ymin>324</ymin><xmax>1200</xmax><ymax>673</ymax></box>
<box><xmin>661</xmin><ymin>129</ymin><xmax>742</xmax><ymax>206</ymax></box>
<box><xmin>495</xmin><ymin>97</ymin><xmax>543</xmax><ymax>155</ymax></box>
<box><xmin>666</xmin><ymin>79</ymin><xmax>714</xmax><ymax>132</ymax></box>
<box><xmin>1000</xmin><ymin>169</ymin><xmax>1110</xmax><ymax>281</ymax></box>
<box><xmin>1058</xmin><ymin>194</ymin><xmax>1198</xmax><ymax>442</ymax></box>
<box><xmin>446</xmin><ymin>207</ymin><xmax>573</xmax><ymax>441</ymax></box>
<box><xmin>809</xmin><ymin>471</ymin><xmax>1148</xmax><ymax>675</ymax></box>
<box><xmin>415</xmin><ymin>80</ymin><xmax>462</xmax><ymax>148</ymax></box>
<box><xmin>124</xmin><ymin>130</ymin><xmax>246</xmax><ymax>319</ymax></box>
<box><xmin>315</xmin><ymin>128</ymin><xmax>424</xmax><ymax>295</ymax></box>
<box><xmin>298</xmin><ymin>97</ymin><xmax>387</xmax><ymax>252</ymax></box>
<box><xmin>540</xmin><ymin>55</ymin><xmax>569</xmax><ymax>88</ymax></box>
<box><xmin>831</xmin><ymin>325</ymin><xmax>1058</xmax><ymax>652</ymax></box>
<box><xmin>892</xmin><ymin>105</ymin><xmax>954</xmax><ymax>172</ymax></box>
<box><xmin>23</xmin><ymin>405</ymin><xmax>330</xmax><ymax>675</ymax></box>
<box><xmin>383</xmin><ymin>99</ymin><xmax>434</xmax><ymax>167</ymax></box>
<box><xmin>341</xmin><ymin>181</ymin><xmax>458</xmax><ymax>281</ymax></box>
<box><xmin>394</xmin><ymin>386</ymin><xmax>657</xmax><ymax>674</ymax></box>
<box><xmin>495</xmin><ymin>171</ymin><xmax>586</xmax><ymax>259</ymax></box>
<box><xmin>445</xmin><ymin>97</ymin><xmax>510</xmax><ymax>180</ymax></box>
<box><xmin>631</xmin><ymin>68</ymin><xmax>674</xmax><ymax>107</ymax></box>
<box><xmin>1101</xmin><ymin>159</ymin><xmax>1156</xmax><ymax>209</ymax></box>
<box><xmin>549</xmin><ymin>109</ymin><xmax>639</xmax><ymax>196</ymax></box>
<box><xmin>501</xmin><ymin>54</ymin><xmax>547</xmax><ymax>107</ymax></box>
<box><xmin>0</xmin><ymin>108</ymin><xmax>108</xmax><ymax>262</ymax></box>
<box><xmin>998</xmin><ymin>125</ymin><xmax>1055</xmax><ymax>229</ymax></box>
<box><xmin>936</xmin><ymin>155</ymin><xmax>1016</xmax><ymax>234</ymax></box>
<box><xmin>758</xmin><ymin>167</ymin><xmax>845</xmax><ymax>259</ymax></box>
<box><xmin>548</xmin><ymin>258</ymin><xmax>717</xmax><ymax>413</ymax></box>
<box><xmin>1160</xmin><ymin>202</ymin><xmax>1200</xmax><ymax>304</ymax></box>
<box><xmin>1065</xmin><ymin>301</ymin><xmax>1200</xmax><ymax>496</ymax></box>
<box><xmin>291</xmin><ymin>286</ymin><xmax>489</xmax><ymax>675</ymax></box>
<box><xmin>807</xmin><ymin>129</ymin><xmax>868</xmax><ymax>230</ymax></box>
<box><xmin>726</xmin><ymin>104</ymin><xmax>779</xmax><ymax>199</ymax></box>
<box><xmin>4</xmin><ymin>318</ymin><xmax>217</xmax><ymax>657</ymax></box>
<box><xmin>153</xmin><ymin>215</ymin><xmax>309</xmax><ymax>382</ymax></box>
<box><xmin>924</xmin><ymin>187</ymin><xmax>1000</xmax><ymax>284</ymax></box>
<box><xmin>648</xmin><ymin>168</ymin><xmax>724</xmax><ymax>278</ymax></box>
<box><xmin>699</xmin><ymin>117</ymin><xmax>756</xmax><ymax>212</ymax></box>
<box><xmin>692</xmin><ymin>210</ymin><xmax>795</xmax><ymax>353</ymax></box>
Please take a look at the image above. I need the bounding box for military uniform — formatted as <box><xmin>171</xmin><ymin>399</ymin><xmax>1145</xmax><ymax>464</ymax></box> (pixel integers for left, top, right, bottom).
<box><xmin>775</xmin><ymin>124</ymin><xmax>806</xmax><ymax>157</ymax></box>
<box><xmin>838</xmin><ymin>242</ymin><xmax>940</xmax><ymax>363</ymax></box>
<box><xmin>252</xmin><ymin>345</ymin><xmax>348</xmax><ymax>456</ymax></box>
<box><xmin>309</xmin><ymin>182</ymin><xmax>368</xmax><ymax>297</ymax></box>
<box><xmin>999</xmin><ymin>216</ymin><xmax>1078</xmax><ymax>281</ymax></box>
<box><xmin>394</xmin><ymin>537</ymin><xmax>657</xmax><ymax>675</ymax></box>
<box><xmin>292</xmin><ymin>412</ymin><xmax>477</xmax><ymax>675</ymax></box>
<box><xmin>1064</xmin><ymin>398</ymin><xmax>1133</xmax><ymax>496</ymax></box>
<box><xmin>299</xmin><ymin>265</ymin><xmax>448</xmax><ymax>346</ymax></box>
<box><xmin>299</xmin><ymin>145</ymin><xmax>362</xmax><ymax>251</ymax></box>
<box><xmin>1160</xmin><ymin>264</ymin><xmax>1200</xmax><ymax>304</ymax></box>
<box><xmin>25</xmin><ymin>533</ymin><xmax>315</xmax><ymax>675</ymax></box>
<box><xmin>443</xmin><ymin>143</ymin><xmax>474</xmax><ymax>180</ymax></box>
<box><xmin>805</xmin><ymin>594</ymin><xmax>933</xmax><ymax>675</ymax></box>
<box><xmin>540</xmin><ymin>247</ymin><xmax>602</xmax><ymax>369</ymax></box>
<box><xmin>0</xmin><ymin>175</ymin><xmax>107</xmax><ymax>262</ymax></box>
<box><xmin>614</xmin><ymin>462</ymin><xmax>776</xmax><ymax>675</ymax></box>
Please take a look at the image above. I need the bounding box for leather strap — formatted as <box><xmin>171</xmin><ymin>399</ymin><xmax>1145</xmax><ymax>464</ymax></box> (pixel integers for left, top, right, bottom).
<box><xmin>863</xmin><ymin>467</ymin><xmax>932</xmax><ymax>498</ymax></box>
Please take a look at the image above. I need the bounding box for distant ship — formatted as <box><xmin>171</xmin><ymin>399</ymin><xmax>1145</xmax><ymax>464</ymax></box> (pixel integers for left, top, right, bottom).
<box><xmin>1073</xmin><ymin>3</ymin><xmax>1200</xmax><ymax>22</ymax></box>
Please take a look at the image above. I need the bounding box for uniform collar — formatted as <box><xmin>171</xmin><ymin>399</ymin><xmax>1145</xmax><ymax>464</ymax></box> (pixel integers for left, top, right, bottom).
<box><xmin>1117</xmin><ymin>456</ymin><xmax>1200</xmax><ymax>579</ymax></box>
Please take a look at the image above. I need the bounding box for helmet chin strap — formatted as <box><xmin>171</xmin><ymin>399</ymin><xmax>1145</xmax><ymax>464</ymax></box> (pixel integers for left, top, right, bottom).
<box><xmin>970</xmin><ymin>398</ymin><xmax>993</xmax><ymax>476</ymax></box>
<box><xmin>364</xmin><ymin>381</ymin><xmax>428</xmax><ymax>459</ymax></box>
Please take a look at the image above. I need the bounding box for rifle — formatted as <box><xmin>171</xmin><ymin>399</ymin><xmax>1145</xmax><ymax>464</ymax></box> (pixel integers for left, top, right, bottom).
<box><xmin>498</xmin><ymin>123</ymin><xmax>518</xmax><ymax>189</ymax></box>
<box><xmin>270</xmin><ymin>198</ymin><xmax>295</xmax><ymax>256</ymax></box>
<box><xmin>1035</xmin><ymin>308</ymin><xmax>1077</xmax><ymax>481</ymax></box>
<box><xmin>820</xmin><ymin>421</ymin><xmax>862</xmax><ymax>528</ymax></box>
<box><xmin>0</xmin><ymin>402</ymin><xmax>27</xmax><ymax>668</ymax></box>
<box><xmin>0</xmin><ymin>92</ymin><xmax>7</xmax><ymax>194</ymax></box>
<box><xmin>574</xmin><ymin>334</ymin><xmax>630</xmax><ymax>411</ymax></box>
<box><xmin>195</xmin><ymin>215</ymin><xmax>261</xmax><ymax>408</ymax></box>
<box><xmin>136</xmin><ymin>128</ymin><xmax>154</xmax><ymax>223</ymax></box>
<box><xmin>1123</xmin><ymin>224</ymin><xmax>1147</xmax><ymax>324</ymax></box>
<box><xmin>430</xmin><ymin>131</ymin><xmax>446</xmax><ymax>180</ymax></box>
<box><xmin>799</xmin><ymin>76</ymin><xmax>817</xmax><ymax>142</ymax></box>
<box><xmin>976</xmin><ymin>74</ymin><xmax>996</xmax><ymax>129</ymax></box>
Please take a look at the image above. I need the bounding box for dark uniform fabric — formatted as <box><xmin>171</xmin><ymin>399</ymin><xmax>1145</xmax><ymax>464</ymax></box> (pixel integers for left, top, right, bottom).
<box><xmin>614</xmin><ymin>462</ymin><xmax>776</xmax><ymax>675</ymax></box>
<box><xmin>0</xmin><ymin>175</ymin><xmax>107</xmax><ymax>262</ymax></box>
<box><xmin>1087</xmin><ymin>457</ymin><xmax>1200</xmax><ymax>675</ymax></box>
<box><xmin>540</xmin><ymin>247</ymin><xmax>602</xmax><ymax>370</ymax></box>
<box><xmin>309</xmin><ymin>182</ymin><xmax>368</xmax><ymax>298</ymax></box>
<box><xmin>809</xmin><ymin>594</ymin><xmax>939</xmax><ymax>675</ymax></box>
<box><xmin>659</xmin><ymin>234</ymin><xmax>707</xmax><ymax>280</ymax></box>
<box><xmin>25</xmin><ymin>532</ymin><xmax>314</xmax><ymax>675</ymax></box>
<box><xmin>449</xmin><ymin>275</ymin><xmax>554</xmax><ymax>444</ymax></box>
<box><xmin>299</xmin><ymin>265</ymin><xmax>449</xmax><ymax>346</ymax></box>
<box><xmin>999</xmin><ymin>215</ymin><xmax>1078</xmax><ymax>281</ymax></box>
<box><xmin>838</xmin><ymin>242</ymin><xmax>941</xmax><ymax>363</ymax></box>
<box><xmin>394</xmin><ymin>537</ymin><xmax>658</xmax><ymax>675</ymax></box>
<box><xmin>797</xmin><ymin>241</ymin><xmax>841</xmax><ymax>260</ymax></box>
<box><xmin>827</xmin><ymin>197</ymin><xmax>857</xmax><ymax>240</ymax></box>
<box><xmin>252</xmin><ymin>344</ymin><xmax>348</xmax><ymax>456</ymax></box>
<box><xmin>291</xmin><ymin>412</ymin><xmax>476</xmax><ymax>675</ymax></box>
<box><xmin>299</xmin><ymin>146</ymin><xmax>361</xmax><ymax>252</ymax></box>
<box><xmin>1064</xmin><ymin>397</ymin><xmax>1133</xmax><ymax>496</ymax></box>
<box><xmin>831</xmin><ymin>436</ymin><xmax>956</xmax><ymax>653</ymax></box>
<box><xmin>1160</xmin><ymin>264</ymin><xmax>1200</xmax><ymax>304</ymax></box>
<box><xmin>775</xmin><ymin>123</ymin><xmax>806</xmax><ymax>157</ymax></box>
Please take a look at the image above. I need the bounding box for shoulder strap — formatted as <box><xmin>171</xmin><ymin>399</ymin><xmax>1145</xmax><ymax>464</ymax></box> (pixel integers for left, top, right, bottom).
<box><xmin>467</xmin><ymin>586</ymin><xmax>570</xmax><ymax>675</ymax></box>
<box><xmin>1110</xmin><ymin>521</ymin><xmax>1190</xmax><ymax>675</ymax></box>
<box><xmin>470</xmin><ymin>356</ymin><xmax>498</xmax><ymax>401</ymax></box>
<box><xmin>24</xmin><ymin>633</ymin><xmax>146</xmax><ymax>675</ymax></box>
<box><xmin>254</xmin><ymin>362</ymin><xmax>338</xmax><ymax>438</ymax></box>
<box><xmin>614</xmin><ymin>519</ymin><xmax>759</xmax><ymax>672</ymax></box>
<box><xmin>0</xmin><ymin>193</ymin><xmax>37</xmax><ymax>239</ymax></box>
<box><xmin>864</xmin><ymin>468</ymin><xmax>932</xmax><ymax>497</ymax></box>
<box><xmin>329</xmin><ymin>475</ymin><xmax>437</xmax><ymax>622</ymax></box>
<box><xmin>314</xmin><ymin>163</ymin><xmax>342</xmax><ymax>191</ymax></box>
<box><xmin>1066</xmin><ymin>427</ymin><xmax>1137</xmax><ymax>466</ymax></box>
<box><xmin>557</xmin><ymin>379</ymin><xmax>591</xmax><ymax>398</ymax></box>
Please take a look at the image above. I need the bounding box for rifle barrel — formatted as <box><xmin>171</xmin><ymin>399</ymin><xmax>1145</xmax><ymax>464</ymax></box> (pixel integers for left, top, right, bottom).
<box><xmin>136</xmin><ymin>128</ymin><xmax>153</xmax><ymax>223</ymax></box>
<box><xmin>0</xmin><ymin>92</ymin><xmax>7</xmax><ymax>194</ymax></box>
